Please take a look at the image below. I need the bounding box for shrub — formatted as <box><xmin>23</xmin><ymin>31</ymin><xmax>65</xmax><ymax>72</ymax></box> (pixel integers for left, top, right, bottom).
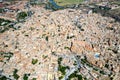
<box><xmin>16</xmin><ymin>12</ymin><xmax>28</xmax><ymax>21</ymax></box>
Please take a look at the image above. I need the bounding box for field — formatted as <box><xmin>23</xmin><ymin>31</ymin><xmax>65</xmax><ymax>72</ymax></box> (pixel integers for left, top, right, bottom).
<box><xmin>54</xmin><ymin>0</ymin><xmax>84</xmax><ymax>6</ymax></box>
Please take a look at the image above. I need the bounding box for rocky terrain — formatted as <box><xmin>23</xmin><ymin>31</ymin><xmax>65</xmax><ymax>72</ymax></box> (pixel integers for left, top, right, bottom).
<box><xmin>0</xmin><ymin>0</ymin><xmax>120</xmax><ymax>80</ymax></box>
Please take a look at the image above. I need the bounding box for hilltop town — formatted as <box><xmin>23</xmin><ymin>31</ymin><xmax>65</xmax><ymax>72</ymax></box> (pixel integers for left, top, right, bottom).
<box><xmin>0</xmin><ymin>0</ymin><xmax>120</xmax><ymax>80</ymax></box>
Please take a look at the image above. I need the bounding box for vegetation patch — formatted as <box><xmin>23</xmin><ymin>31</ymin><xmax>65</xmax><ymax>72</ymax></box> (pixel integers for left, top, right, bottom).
<box><xmin>58</xmin><ymin>65</ymin><xmax>69</xmax><ymax>75</ymax></box>
<box><xmin>0</xmin><ymin>8</ymin><xmax>5</xmax><ymax>13</ymax></box>
<box><xmin>81</xmin><ymin>57</ymin><xmax>106</xmax><ymax>75</ymax></box>
<box><xmin>0</xmin><ymin>75</ymin><xmax>11</xmax><ymax>80</ymax></box>
<box><xmin>42</xmin><ymin>55</ymin><xmax>48</xmax><ymax>59</ymax></box>
<box><xmin>32</xmin><ymin>78</ymin><xmax>37</xmax><ymax>80</ymax></box>
<box><xmin>67</xmin><ymin>35</ymin><xmax>75</xmax><ymax>39</ymax></box>
<box><xmin>110</xmin><ymin>1</ymin><xmax>120</xmax><ymax>6</ymax></box>
<box><xmin>58</xmin><ymin>57</ymin><xmax>63</xmax><ymax>65</ymax></box>
<box><xmin>30</xmin><ymin>0</ymin><xmax>46</xmax><ymax>5</ymax></box>
<box><xmin>58</xmin><ymin>57</ymin><xmax>69</xmax><ymax>80</ymax></box>
<box><xmin>23</xmin><ymin>74</ymin><xmax>30</xmax><ymax>80</ymax></box>
<box><xmin>0</xmin><ymin>51</ymin><xmax>13</xmax><ymax>63</ymax></box>
<box><xmin>45</xmin><ymin>36</ymin><xmax>49</xmax><ymax>41</ymax></box>
<box><xmin>68</xmin><ymin>71</ymin><xmax>83</xmax><ymax>80</ymax></box>
<box><xmin>32</xmin><ymin>59</ymin><xmax>38</xmax><ymax>65</ymax></box>
<box><xmin>0</xmin><ymin>18</ymin><xmax>16</xmax><ymax>33</ymax></box>
<box><xmin>73</xmin><ymin>61</ymin><xmax>77</xmax><ymax>65</ymax></box>
<box><xmin>64</xmin><ymin>46</ymin><xmax>70</xmax><ymax>50</ymax></box>
<box><xmin>0</xmin><ymin>18</ymin><xmax>11</xmax><ymax>26</ymax></box>
<box><xmin>55</xmin><ymin>0</ymin><xmax>83</xmax><ymax>6</ymax></box>
<box><xmin>91</xmin><ymin>4</ymin><xmax>120</xmax><ymax>22</ymax></box>
<box><xmin>13</xmin><ymin>69</ymin><xmax>20</xmax><ymax>80</ymax></box>
<box><xmin>92</xmin><ymin>5</ymin><xmax>111</xmax><ymax>14</ymax></box>
<box><xmin>105</xmin><ymin>8</ymin><xmax>120</xmax><ymax>21</ymax></box>
<box><xmin>16</xmin><ymin>12</ymin><xmax>28</xmax><ymax>22</ymax></box>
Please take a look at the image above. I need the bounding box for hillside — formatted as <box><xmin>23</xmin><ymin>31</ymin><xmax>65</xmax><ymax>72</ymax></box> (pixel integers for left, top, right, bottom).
<box><xmin>0</xmin><ymin>0</ymin><xmax>120</xmax><ymax>80</ymax></box>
